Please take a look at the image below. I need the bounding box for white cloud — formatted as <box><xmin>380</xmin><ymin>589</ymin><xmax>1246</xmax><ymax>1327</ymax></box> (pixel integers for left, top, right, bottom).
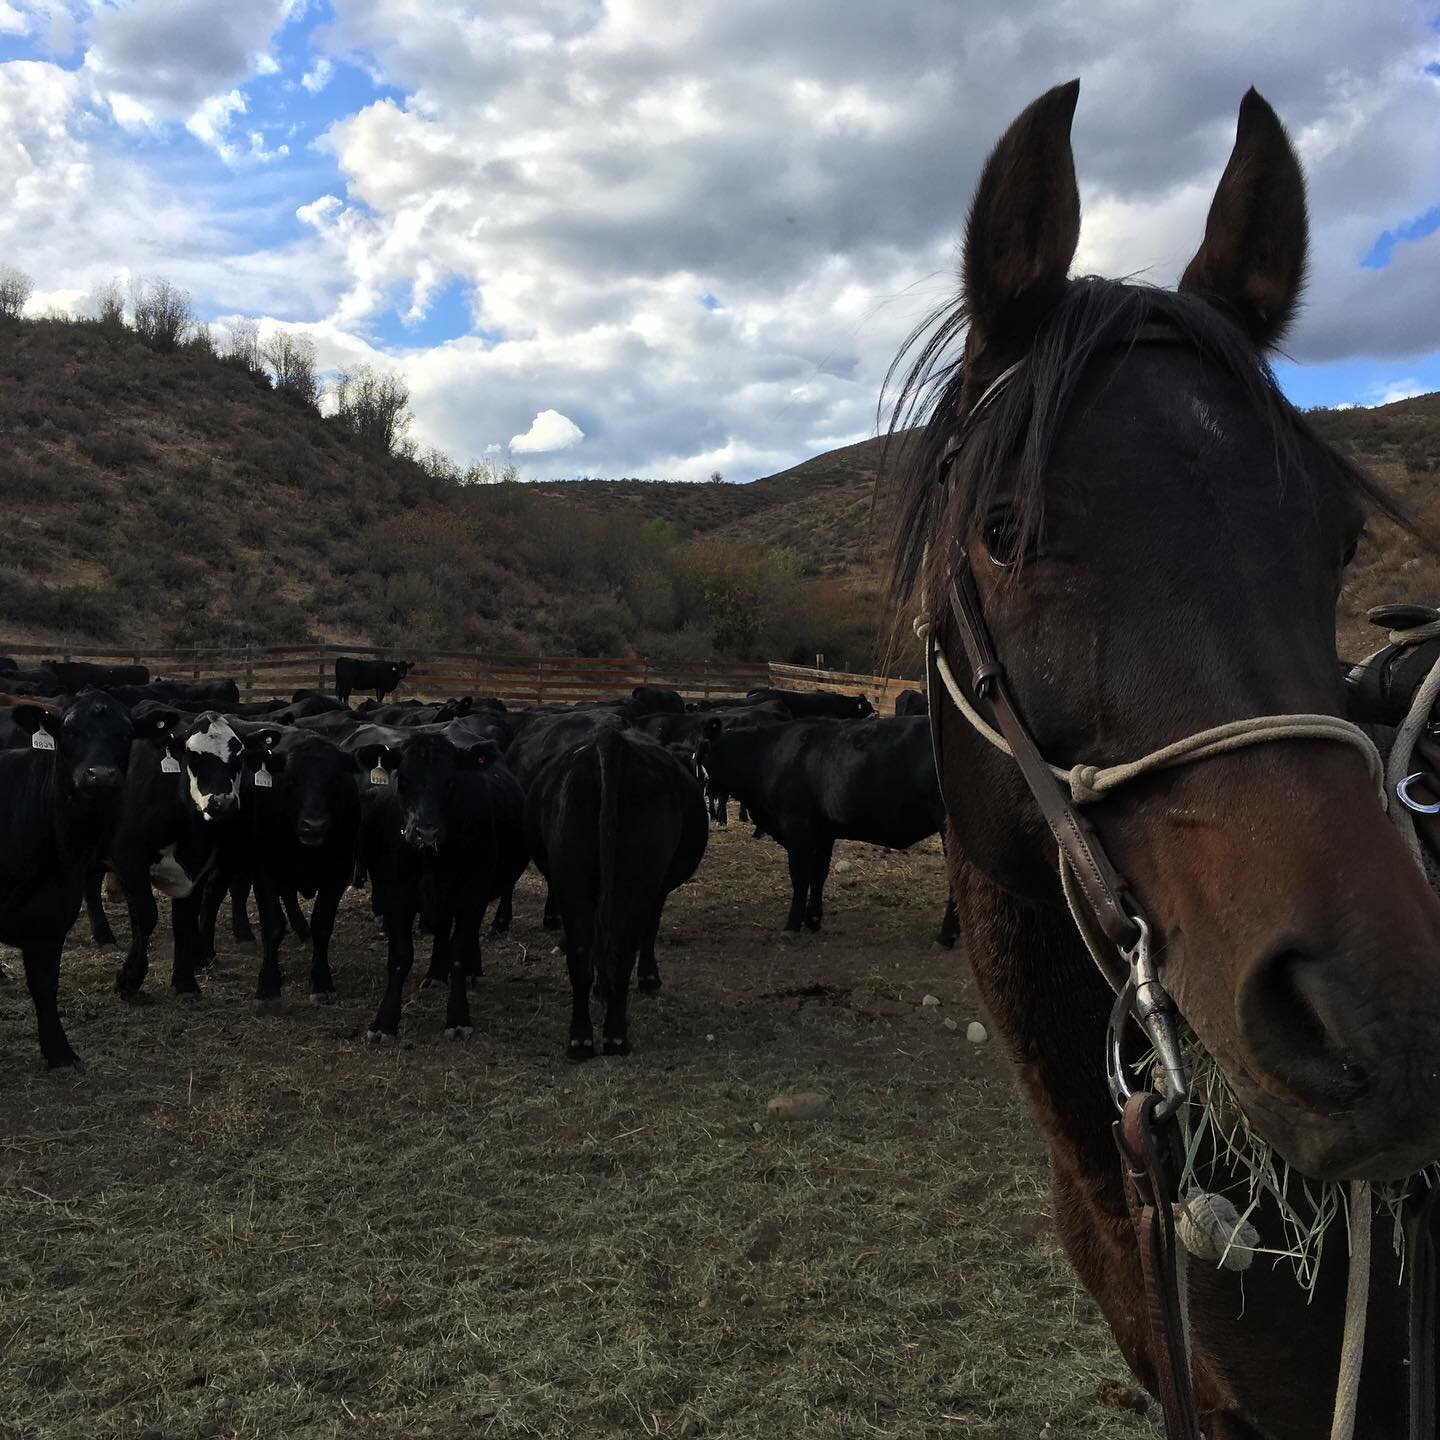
<box><xmin>301</xmin><ymin>56</ymin><xmax>334</xmax><ymax>93</ymax></box>
<box><xmin>185</xmin><ymin>88</ymin><xmax>246</xmax><ymax>156</ymax></box>
<box><xmin>1366</xmin><ymin>378</ymin><xmax>1427</xmax><ymax>407</ymax></box>
<box><xmin>0</xmin><ymin>4</ymin><xmax>27</xmax><ymax>35</ymax></box>
<box><xmin>509</xmin><ymin>408</ymin><xmax>585</xmax><ymax>454</ymax></box>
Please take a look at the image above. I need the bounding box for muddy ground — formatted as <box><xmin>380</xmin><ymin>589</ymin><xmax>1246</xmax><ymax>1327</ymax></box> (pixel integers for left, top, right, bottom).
<box><xmin>0</xmin><ymin>826</ymin><xmax>1158</xmax><ymax>1440</ymax></box>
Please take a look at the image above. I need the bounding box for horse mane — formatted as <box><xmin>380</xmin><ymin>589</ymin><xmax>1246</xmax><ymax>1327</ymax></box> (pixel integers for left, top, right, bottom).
<box><xmin>880</xmin><ymin>275</ymin><xmax>1411</xmax><ymax>633</ymax></box>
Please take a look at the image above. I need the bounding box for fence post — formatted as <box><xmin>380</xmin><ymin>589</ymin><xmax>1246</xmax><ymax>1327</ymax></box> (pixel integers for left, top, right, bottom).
<box><xmin>318</xmin><ymin>647</ymin><xmax>327</xmax><ymax>698</ymax></box>
<box><xmin>243</xmin><ymin>644</ymin><xmax>254</xmax><ymax>702</ymax></box>
<box><xmin>192</xmin><ymin>645</ymin><xmax>199</xmax><ymax>681</ymax></box>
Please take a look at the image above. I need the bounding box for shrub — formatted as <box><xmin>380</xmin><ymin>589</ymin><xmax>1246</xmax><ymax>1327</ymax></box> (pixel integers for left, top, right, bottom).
<box><xmin>331</xmin><ymin>366</ymin><xmax>412</xmax><ymax>455</ymax></box>
<box><xmin>261</xmin><ymin>332</ymin><xmax>320</xmax><ymax>410</ymax></box>
<box><xmin>0</xmin><ymin>264</ymin><xmax>33</xmax><ymax>320</ymax></box>
<box><xmin>131</xmin><ymin>278</ymin><xmax>195</xmax><ymax>352</ymax></box>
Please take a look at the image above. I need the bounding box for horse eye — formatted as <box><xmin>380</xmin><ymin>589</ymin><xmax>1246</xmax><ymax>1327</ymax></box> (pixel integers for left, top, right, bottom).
<box><xmin>982</xmin><ymin>510</ymin><xmax>1029</xmax><ymax>569</ymax></box>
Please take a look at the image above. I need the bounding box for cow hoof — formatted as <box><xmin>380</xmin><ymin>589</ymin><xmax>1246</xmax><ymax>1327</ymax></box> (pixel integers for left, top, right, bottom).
<box><xmin>602</xmin><ymin>1037</ymin><xmax>632</xmax><ymax>1057</ymax></box>
<box><xmin>418</xmin><ymin>977</ymin><xmax>445</xmax><ymax>991</ymax></box>
<box><xmin>490</xmin><ymin>920</ymin><xmax>510</xmax><ymax>935</ymax></box>
<box><xmin>174</xmin><ymin>988</ymin><xmax>203</xmax><ymax>1005</ymax></box>
<box><xmin>366</xmin><ymin>1028</ymin><xmax>396</xmax><ymax>1045</ymax></box>
<box><xmin>309</xmin><ymin>991</ymin><xmax>338</xmax><ymax>1006</ymax></box>
<box><xmin>47</xmin><ymin>1054</ymin><xmax>83</xmax><ymax>1072</ymax></box>
<box><xmin>116</xmin><ymin>985</ymin><xmax>151</xmax><ymax>1004</ymax></box>
<box><xmin>931</xmin><ymin>937</ymin><xmax>957</xmax><ymax>950</ymax></box>
<box><xmin>568</xmin><ymin>1038</ymin><xmax>596</xmax><ymax>1062</ymax></box>
<box><xmin>637</xmin><ymin>975</ymin><xmax>662</xmax><ymax>994</ymax></box>
<box><xmin>253</xmin><ymin>997</ymin><xmax>282</xmax><ymax>1016</ymax></box>
<box><xmin>444</xmin><ymin>1026</ymin><xmax>473</xmax><ymax>1042</ymax></box>
<box><xmin>91</xmin><ymin>940</ymin><xmax>118</xmax><ymax>953</ymax></box>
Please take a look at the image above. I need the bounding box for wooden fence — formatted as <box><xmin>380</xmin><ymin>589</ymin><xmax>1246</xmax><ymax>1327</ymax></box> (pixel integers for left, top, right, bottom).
<box><xmin>0</xmin><ymin>640</ymin><xmax>920</xmax><ymax>710</ymax></box>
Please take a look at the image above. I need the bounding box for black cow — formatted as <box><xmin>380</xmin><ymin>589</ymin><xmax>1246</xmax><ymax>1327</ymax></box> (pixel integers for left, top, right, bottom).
<box><xmin>335</xmin><ymin>657</ymin><xmax>412</xmax><ymax>704</ymax></box>
<box><xmin>526</xmin><ymin>725</ymin><xmax>707</xmax><ymax>1059</ymax></box>
<box><xmin>0</xmin><ymin>694</ymin><xmax>164</xmax><ymax>1066</ymax></box>
<box><xmin>108</xmin><ymin>679</ymin><xmax>240</xmax><ymax>708</ymax></box>
<box><xmin>235</xmin><ymin>730</ymin><xmax>362</xmax><ymax>1007</ymax></box>
<box><xmin>0</xmin><ymin>657</ymin><xmax>16</xmax><ymax>674</ymax></box>
<box><xmin>745</xmin><ymin>686</ymin><xmax>876</xmax><ymax>719</ymax></box>
<box><xmin>699</xmin><ymin>714</ymin><xmax>955</xmax><ymax>940</ymax></box>
<box><xmin>43</xmin><ymin>661</ymin><xmax>149</xmax><ymax>691</ymax></box>
<box><xmin>98</xmin><ymin>711</ymin><xmax>252</xmax><ymax>998</ymax></box>
<box><xmin>356</xmin><ymin>732</ymin><xmax>527</xmax><ymax>1041</ymax></box>
<box><xmin>894</xmin><ymin>688</ymin><xmax>929</xmax><ymax>717</ymax></box>
<box><xmin>630</xmin><ymin>684</ymin><xmax>686</xmax><ymax>717</ymax></box>
<box><xmin>638</xmin><ymin>701</ymin><xmax>788</xmax><ymax>825</ymax></box>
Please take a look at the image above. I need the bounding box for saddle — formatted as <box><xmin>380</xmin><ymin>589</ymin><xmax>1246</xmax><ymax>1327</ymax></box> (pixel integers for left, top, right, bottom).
<box><xmin>1345</xmin><ymin>605</ymin><xmax>1440</xmax><ymax>727</ymax></box>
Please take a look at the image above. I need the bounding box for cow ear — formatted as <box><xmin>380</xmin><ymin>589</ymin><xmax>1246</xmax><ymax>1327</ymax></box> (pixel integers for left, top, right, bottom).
<box><xmin>140</xmin><ymin>708</ymin><xmax>181</xmax><ymax>738</ymax></box>
<box><xmin>962</xmin><ymin>79</ymin><xmax>1081</xmax><ymax>366</ymax></box>
<box><xmin>1178</xmin><ymin>89</ymin><xmax>1308</xmax><ymax>350</ymax></box>
<box><xmin>12</xmin><ymin>705</ymin><xmax>60</xmax><ymax>739</ymax></box>
<box><xmin>702</xmin><ymin>716</ymin><xmax>722</xmax><ymax>740</ymax></box>
<box><xmin>354</xmin><ymin>744</ymin><xmax>395</xmax><ymax>773</ymax></box>
<box><xmin>244</xmin><ymin>749</ymin><xmax>285</xmax><ymax>774</ymax></box>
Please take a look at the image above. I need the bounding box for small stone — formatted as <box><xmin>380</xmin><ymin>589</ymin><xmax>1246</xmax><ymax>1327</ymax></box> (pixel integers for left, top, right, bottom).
<box><xmin>833</xmin><ymin>859</ymin><xmax>853</xmax><ymax>874</ymax></box>
<box><xmin>765</xmin><ymin>1091</ymin><xmax>833</xmax><ymax>1121</ymax></box>
<box><xmin>942</xmin><ymin>1018</ymin><xmax>959</xmax><ymax>1032</ymax></box>
<box><xmin>966</xmin><ymin>1022</ymin><xmax>989</xmax><ymax>1044</ymax></box>
<box><xmin>696</xmin><ymin>1295</ymin><xmax>713</xmax><ymax>1311</ymax></box>
<box><xmin>751</xmin><ymin>1121</ymin><xmax>762</xmax><ymax>1133</ymax></box>
<box><xmin>681</xmin><ymin>1420</ymin><xmax>704</xmax><ymax>1438</ymax></box>
<box><xmin>921</xmin><ymin>994</ymin><xmax>941</xmax><ymax>1008</ymax></box>
<box><xmin>706</xmin><ymin>1033</ymin><xmax>715</xmax><ymax>1042</ymax></box>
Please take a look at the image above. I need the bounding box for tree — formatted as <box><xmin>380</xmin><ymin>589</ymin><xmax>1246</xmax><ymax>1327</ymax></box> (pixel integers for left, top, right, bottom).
<box><xmin>709</xmin><ymin>469</ymin><xmax>724</xmax><ymax>484</ymax></box>
<box><xmin>223</xmin><ymin>317</ymin><xmax>263</xmax><ymax>373</ymax></box>
<box><xmin>89</xmin><ymin>279</ymin><xmax>127</xmax><ymax>333</ymax></box>
<box><xmin>0</xmin><ymin>264</ymin><xmax>33</xmax><ymax>319</ymax></box>
<box><xmin>261</xmin><ymin>331</ymin><xmax>320</xmax><ymax>410</ymax></box>
<box><xmin>130</xmin><ymin>277</ymin><xmax>195</xmax><ymax>351</ymax></box>
<box><xmin>331</xmin><ymin>365</ymin><xmax>412</xmax><ymax>455</ymax></box>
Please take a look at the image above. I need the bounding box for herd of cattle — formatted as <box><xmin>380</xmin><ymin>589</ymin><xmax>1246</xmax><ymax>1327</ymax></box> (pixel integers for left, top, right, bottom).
<box><xmin>0</xmin><ymin>653</ymin><xmax>953</xmax><ymax>1070</ymax></box>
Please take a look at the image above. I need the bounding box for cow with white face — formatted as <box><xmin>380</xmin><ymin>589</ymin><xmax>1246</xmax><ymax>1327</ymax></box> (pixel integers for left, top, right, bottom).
<box><xmin>90</xmin><ymin>709</ymin><xmax>266</xmax><ymax>999</ymax></box>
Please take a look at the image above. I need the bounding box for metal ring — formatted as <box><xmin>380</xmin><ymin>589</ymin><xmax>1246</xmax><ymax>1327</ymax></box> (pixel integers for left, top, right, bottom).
<box><xmin>1398</xmin><ymin>773</ymin><xmax>1440</xmax><ymax>815</ymax></box>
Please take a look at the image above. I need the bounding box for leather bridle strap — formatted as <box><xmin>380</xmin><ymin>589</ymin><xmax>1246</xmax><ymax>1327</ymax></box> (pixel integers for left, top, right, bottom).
<box><xmin>945</xmin><ymin>570</ymin><xmax>1141</xmax><ymax>953</ymax></box>
<box><xmin>1115</xmin><ymin>1092</ymin><xmax>1203</xmax><ymax>1440</ymax></box>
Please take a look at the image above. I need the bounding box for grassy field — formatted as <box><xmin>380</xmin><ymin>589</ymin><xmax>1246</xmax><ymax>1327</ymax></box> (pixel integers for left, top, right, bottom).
<box><xmin>0</xmin><ymin>827</ymin><xmax>1158</xmax><ymax>1440</ymax></box>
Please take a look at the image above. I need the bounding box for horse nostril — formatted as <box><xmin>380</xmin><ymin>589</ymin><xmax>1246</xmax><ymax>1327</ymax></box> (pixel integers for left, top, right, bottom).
<box><xmin>1238</xmin><ymin>945</ymin><xmax>1371</xmax><ymax>1107</ymax></box>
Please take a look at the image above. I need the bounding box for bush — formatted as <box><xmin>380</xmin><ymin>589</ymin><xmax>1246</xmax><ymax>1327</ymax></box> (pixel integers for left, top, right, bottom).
<box><xmin>331</xmin><ymin>366</ymin><xmax>412</xmax><ymax>455</ymax></box>
<box><xmin>560</xmin><ymin>595</ymin><xmax>634</xmax><ymax>656</ymax></box>
<box><xmin>261</xmin><ymin>332</ymin><xmax>320</xmax><ymax>410</ymax></box>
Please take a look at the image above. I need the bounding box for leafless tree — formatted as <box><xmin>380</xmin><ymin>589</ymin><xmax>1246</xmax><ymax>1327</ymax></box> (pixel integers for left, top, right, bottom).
<box><xmin>130</xmin><ymin>277</ymin><xmax>195</xmax><ymax>351</ymax></box>
<box><xmin>89</xmin><ymin>279</ymin><xmax>127</xmax><ymax>333</ymax></box>
<box><xmin>0</xmin><ymin>264</ymin><xmax>33</xmax><ymax>320</ymax></box>
<box><xmin>223</xmin><ymin>317</ymin><xmax>263</xmax><ymax>373</ymax></box>
<box><xmin>331</xmin><ymin>365</ymin><xmax>413</xmax><ymax>455</ymax></box>
<box><xmin>261</xmin><ymin>331</ymin><xmax>320</xmax><ymax>409</ymax></box>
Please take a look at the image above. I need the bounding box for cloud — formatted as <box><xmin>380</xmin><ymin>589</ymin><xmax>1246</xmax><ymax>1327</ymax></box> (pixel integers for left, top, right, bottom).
<box><xmin>300</xmin><ymin>56</ymin><xmax>334</xmax><ymax>94</ymax></box>
<box><xmin>509</xmin><ymin>408</ymin><xmax>585</xmax><ymax>454</ymax></box>
<box><xmin>1366</xmin><ymin>378</ymin><xmax>1426</xmax><ymax>407</ymax></box>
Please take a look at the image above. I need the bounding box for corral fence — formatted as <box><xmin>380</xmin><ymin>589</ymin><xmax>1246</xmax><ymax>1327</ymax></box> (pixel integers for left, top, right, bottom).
<box><xmin>1</xmin><ymin>641</ymin><xmax>921</xmax><ymax>711</ymax></box>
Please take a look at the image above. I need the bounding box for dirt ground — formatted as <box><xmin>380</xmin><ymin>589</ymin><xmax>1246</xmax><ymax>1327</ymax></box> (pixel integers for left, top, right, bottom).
<box><xmin>0</xmin><ymin>826</ymin><xmax>1159</xmax><ymax>1440</ymax></box>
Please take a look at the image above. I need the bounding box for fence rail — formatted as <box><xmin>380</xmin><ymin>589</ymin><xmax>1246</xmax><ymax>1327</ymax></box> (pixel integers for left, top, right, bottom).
<box><xmin>0</xmin><ymin>642</ymin><xmax>918</xmax><ymax>710</ymax></box>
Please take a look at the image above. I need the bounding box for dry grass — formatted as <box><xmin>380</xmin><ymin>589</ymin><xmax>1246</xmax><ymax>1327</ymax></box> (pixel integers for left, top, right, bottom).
<box><xmin>0</xmin><ymin>828</ymin><xmax>1156</xmax><ymax>1440</ymax></box>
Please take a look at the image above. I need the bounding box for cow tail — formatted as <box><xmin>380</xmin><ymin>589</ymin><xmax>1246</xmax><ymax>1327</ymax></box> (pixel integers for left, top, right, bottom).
<box><xmin>593</xmin><ymin>726</ymin><xmax>623</xmax><ymax>976</ymax></box>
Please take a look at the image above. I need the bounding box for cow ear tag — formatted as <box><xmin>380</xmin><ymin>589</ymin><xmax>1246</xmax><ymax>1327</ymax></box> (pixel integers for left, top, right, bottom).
<box><xmin>370</xmin><ymin>766</ymin><xmax>390</xmax><ymax>786</ymax></box>
<box><xmin>31</xmin><ymin>729</ymin><xmax>55</xmax><ymax>752</ymax></box>
<box><xmin>161</xmin><ymin>754</ymin><xmax>181</xmax><ymax>774</ymax></box>
<box><xmin>254</xmin><ymin>766</ymin><xmax>274</xmax><ymax>789</ymax></box>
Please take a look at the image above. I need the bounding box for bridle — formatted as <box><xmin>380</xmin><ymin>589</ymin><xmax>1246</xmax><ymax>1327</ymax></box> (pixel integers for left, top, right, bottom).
<box><xmin>918</xmin><ymin>327</ymin><xmax>1436</xmax><ymax>1440</ymax></box>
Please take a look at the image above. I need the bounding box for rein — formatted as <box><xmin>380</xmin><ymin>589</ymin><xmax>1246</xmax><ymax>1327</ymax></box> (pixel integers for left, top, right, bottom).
<box><xmin>919</xmin><ymin>338</ymin><xmax>1435</xmax><ymax>1439</ymax></box>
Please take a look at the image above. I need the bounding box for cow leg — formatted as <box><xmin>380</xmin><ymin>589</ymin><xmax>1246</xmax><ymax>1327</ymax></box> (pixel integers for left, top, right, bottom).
<box><xmin>86</xmin><ymin>869</ymin><xmax>118</xmax><ymax>949</ymax></box>
<box><xmin>114</xmin><ymin>868</ymin><xmax>159</xmax><ymax>997</ymax></box>
<box><xmin>935</xmin><ymin>895</ymin><xmax>960</xmax><ymax>948</ymax></box>
<box><xmin>252</xmin><ymin>876</ymin><xmax>288</xmax><ymax>1006</ymax></box>
<box><xmin>421</xmin><ymin>905</ymin><xmax>453</xmax><ymax>988</ymax></box>
<box><xmin>445</xmin><ymin>899</ymin><xmax>485</xmax><ymax>1039</ymax></box>
<box><xmin>490</xmin><ymin>886</ymin><xmax>514</xmax><ymax>935</ymax></box>
<box><xmin>23</xmin><ymin>941</ymin><xmax>78</xmax><ymax>1070</ymax></box>
<box><xmin>565</xmin><ymin>938</ymin><xmax>597</xmax><ymax>1061</ymax></box>
<box><xmin>739</xmin><ymin>802</ymin><xmax>752</xmax><ymax>825</ymax></box>
<box><xmin>306</xmin><ymin>882</ymin><xmax>343</xmax><ymax>1003</ymax></box>
<box><xmin>229</xmin><ymin>875</ymin><xmax>255</xmax><ymax>945</ymax></box>
<box><xmin>804</xmin><ymin>839</ymin><xmax>834</xmax><ymax>933</ymax></box>
<box><xmin>783</xmin><ymin>846</ymin><xmax>808</xmax><ymax>931</ymax></box>
<box><xmin>368</xmin><ymin>905</ymin><xmax>417</xmax><ymax>1041</ymax></box>
<box><xmin>637</xmin><ymin>904</ymin><xmax>663</xmax><ymax>993</ymax></box>
<box><xmin>601</xmin><ymin>927</ymin><xmax>638</xmax><ymax>1057</ymax></box>
<box><xmin>542</xmin><ymin>886</ymin><xmax>561</xmax><ymax>931</ymax></box>
<box><xmin>171</xmin><ymin>891</ymin><xmax>214</xmax><ymax>997</ymax></box>
<box><xmin>283</xmin><ymin>890</ymin><xmax>311</xmax><ymax>943</ymax></box>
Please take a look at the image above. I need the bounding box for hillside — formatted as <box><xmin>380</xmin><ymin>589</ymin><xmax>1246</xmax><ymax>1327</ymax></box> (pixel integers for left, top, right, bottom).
<box><xmin>0</xmin><ymin>312</ymin><xmax>1437</xmax><ymax>668</ymax></box>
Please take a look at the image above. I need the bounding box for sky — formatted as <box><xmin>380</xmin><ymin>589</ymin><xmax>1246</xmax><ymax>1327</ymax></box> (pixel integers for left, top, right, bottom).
<box><xmin>2</xmin><ymin>1</ymin><xmax>1439</xmax><ymax>481</ymax></box>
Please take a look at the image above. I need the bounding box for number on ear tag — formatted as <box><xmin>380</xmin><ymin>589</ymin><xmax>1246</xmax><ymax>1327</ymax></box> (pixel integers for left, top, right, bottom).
<box><xmin>369</xmin><ymin>766</ymin><xmax>390</xmax><ymax>786</ymax></box>
<box><xmin>161</xmin><ymin>755</ymin><xmax>181</xmax><ymax>774</ymax></box>
<box><xmin>31</xmin><ymin>729</ymin><xmax>55</xmax><ymax>752</ymax></box>
<box><xmin>254</xmin><ymin>767</ymin><xmax>274</xmax><ymax>789</ymax></box>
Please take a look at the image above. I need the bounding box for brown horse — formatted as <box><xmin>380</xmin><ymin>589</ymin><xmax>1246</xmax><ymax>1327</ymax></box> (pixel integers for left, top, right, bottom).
<box><xmin>887</xmin><ymin>82</ymin><xmax>1440</xmax><ymax>1438</ymax></box>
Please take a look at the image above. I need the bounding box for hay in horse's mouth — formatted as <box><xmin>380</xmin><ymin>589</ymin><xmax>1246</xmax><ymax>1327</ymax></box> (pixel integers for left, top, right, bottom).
<box><xmin>1142</xmin><ymin>1029</ymin><xmax>1439</xmax><ymax>1296</ymax></box>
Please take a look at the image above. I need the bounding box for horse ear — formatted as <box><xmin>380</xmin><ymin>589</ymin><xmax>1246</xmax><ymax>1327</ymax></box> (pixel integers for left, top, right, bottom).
<box><xmin>1179</xmin><ymin>89</ymin><xmax>1308</xmax><ymax>350</ymax></box>
<box><xmin>962</xmin><ymin>79</ymin><xmax>1081</xmax><ymax>360</ymax></box>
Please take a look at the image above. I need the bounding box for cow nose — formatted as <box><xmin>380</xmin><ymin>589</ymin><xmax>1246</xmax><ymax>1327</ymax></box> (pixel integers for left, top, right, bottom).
<box><xmin>404</xmin><ymin>821</ymin><xmax>443</xmax><ymax>850</ymax></box>
<box><xmin>207</xmin><ymin>792</ymin><xmax>238</xmax><ymax>817</ymax></box>
<box><xmin>81</xmin><ymin>764</ymin><xmax>123</xmax><ymax>791</ymax></box>
<box><xmin>297</xmin><ymin>817</ymin><xmax>330</xmax><ymax>845</ymax></box>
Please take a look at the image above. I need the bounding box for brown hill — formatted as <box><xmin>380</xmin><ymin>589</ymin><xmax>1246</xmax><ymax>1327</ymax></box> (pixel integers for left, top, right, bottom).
<box><xmin>0</xmin><ymin>312</ymin><xmax>1436</xmax><ymax>668</ymax></box>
